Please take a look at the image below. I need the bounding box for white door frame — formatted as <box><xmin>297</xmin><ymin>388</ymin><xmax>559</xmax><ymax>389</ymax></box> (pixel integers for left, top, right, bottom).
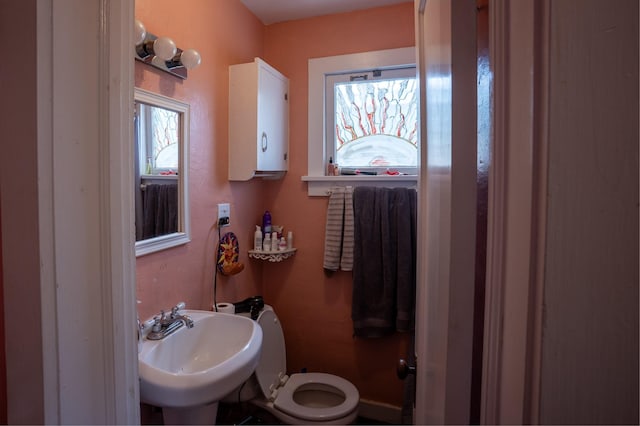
<box><xmin>481</xmin><ymin>0</ymin><xmax>545</xmax><ymax>424</ymax></box>
<box><xmin>35</xmin><ymin>0</ymin><xmax>137</xmax><ymax>423</ymax></box>
<box><xmin>414</xmin><ymin>0</ymin><xmax>547</xmax><ymax>423</ymax></box>
<box><xmin>414</xmin><ymin>0</ymin><xmax>478</xmax><ymax>423</ymax></box>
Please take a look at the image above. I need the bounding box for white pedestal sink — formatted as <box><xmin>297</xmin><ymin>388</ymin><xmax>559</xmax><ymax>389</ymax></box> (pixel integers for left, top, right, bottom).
<box><xmin>138</xmin><ymin>309</ymin><xmax>262</xmax><ymax>425</ymax></box>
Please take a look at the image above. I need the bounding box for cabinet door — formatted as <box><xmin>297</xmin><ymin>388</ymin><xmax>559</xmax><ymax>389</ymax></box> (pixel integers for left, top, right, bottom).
<box><xmin>257</xmin><ymin>64</ymin><xmax>288</xmax><ymax>171</ymax></box>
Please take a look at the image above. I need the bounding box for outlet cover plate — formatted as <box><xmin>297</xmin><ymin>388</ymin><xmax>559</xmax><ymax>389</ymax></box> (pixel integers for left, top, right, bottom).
<box><xmin>217</xmin><ymin>203</ymin><xmax>230</xmax><ymax>226</ymax></box>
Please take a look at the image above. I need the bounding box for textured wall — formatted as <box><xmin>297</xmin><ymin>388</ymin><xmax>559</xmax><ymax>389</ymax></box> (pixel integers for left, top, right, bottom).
<box><xmin>135</xmin><ymin>0</ymin><xmax>415</xmax><ymax>407</ymax></box>
<box><xmin>135</xmin><ymin>0</ymin><xmax>266</xmax><ymax>320</ymax></box>
<box><xmin>261</xmin><ymin>3</ymin><xmax>415</xmax><ymax>406</ymax></box>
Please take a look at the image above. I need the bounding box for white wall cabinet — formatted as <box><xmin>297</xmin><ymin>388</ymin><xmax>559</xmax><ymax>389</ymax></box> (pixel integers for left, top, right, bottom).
<box><xmin>229</xmin><ymin>58</ymin><xmax>289</xmax><ymax>180</ymax></box>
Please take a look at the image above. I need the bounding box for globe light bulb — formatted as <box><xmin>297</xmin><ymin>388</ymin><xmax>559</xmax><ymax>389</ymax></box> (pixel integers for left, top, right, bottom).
<box><xmin>134</xmin><ymin>20</ymin><xmax>146</xmax><ymax>46</ymax></box>
<box><xmin>153</xmin><ymin>36</ymin><xmax>177</xmax><ymax>61</ymax></box>
<box><xmin>180</xmin><ymin>49</ymin><xmax>202</xmax><ymax>70</ymax></box>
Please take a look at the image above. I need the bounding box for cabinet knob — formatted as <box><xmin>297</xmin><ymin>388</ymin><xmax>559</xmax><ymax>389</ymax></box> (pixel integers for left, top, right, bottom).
<box><xmin>261</xmin><ymin>132</ymin><xmax>268</xmax><ymax>152</ymax></box>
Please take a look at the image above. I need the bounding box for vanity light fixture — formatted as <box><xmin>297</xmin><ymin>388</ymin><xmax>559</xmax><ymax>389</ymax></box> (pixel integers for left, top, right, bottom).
<box><xmin>134</xmin><ymin>19</ymin><xmax>202</xmax><ymax>79</ymax></box>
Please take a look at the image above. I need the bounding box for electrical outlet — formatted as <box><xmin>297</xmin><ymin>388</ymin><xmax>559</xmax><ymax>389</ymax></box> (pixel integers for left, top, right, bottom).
<box><xmin>217</xmin><ymin>203</ymin><xmax>230</xmax><ymax>227</ymax></box>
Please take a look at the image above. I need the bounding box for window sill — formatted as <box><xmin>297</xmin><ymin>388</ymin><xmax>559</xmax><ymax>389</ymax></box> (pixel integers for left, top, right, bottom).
<box><xmin>301</xmin><ymin>175</ymin><xmax>418</xmax><ymax>196</ymax></box>
<box><xmin>140</xmin><ymin>174</ymin><xmax>178</xmax><ymax>180</ymax></box>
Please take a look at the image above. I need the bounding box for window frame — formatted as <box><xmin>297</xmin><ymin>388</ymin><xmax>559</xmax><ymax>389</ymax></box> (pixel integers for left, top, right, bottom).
<box><xmin>303</xmin><ymin>47</ymin><xmax>418</xmax><ymax>196</ymax></box>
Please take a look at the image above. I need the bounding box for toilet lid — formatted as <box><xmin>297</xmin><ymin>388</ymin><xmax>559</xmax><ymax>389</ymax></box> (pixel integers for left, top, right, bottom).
<box><xmin>273</xmin><ymin>372</ymin><xmax>360</xmax><ymax>422</ymax></box>
<box><xmin>255</xmin><ymin>308</ymin><xmax>287</xmax><ymax>399</ymax></box>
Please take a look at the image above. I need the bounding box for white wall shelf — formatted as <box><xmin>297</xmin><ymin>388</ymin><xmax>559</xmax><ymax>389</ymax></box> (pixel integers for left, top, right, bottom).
<box><xmin>248</xmin><ymin>248</ymin><xmax>297</xmax><ymax>262</ymax></box>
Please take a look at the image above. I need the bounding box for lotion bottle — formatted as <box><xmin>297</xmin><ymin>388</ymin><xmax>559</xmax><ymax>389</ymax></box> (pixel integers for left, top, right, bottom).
<box><xmin>254</xmin><ymin>225</ymin><xmax>262</xmax><ymax>251</ymax></box>
<box><xmin>271</xmin><ymin>232</ymin><xmax>278</xmax><ymax>252</ymax></box>
<box><xmin>327</xmin><ymin>157</ymin><xmax>335</xmax><ymax>176</ymax></box>
<box><xmin>278</xmin><ymin>237</ymin><xmax>287</xmax><ymax>251</ymax></box>
<box><xmin>263</xmin><ymin>233</ymin><xmax>271</xmax><ymax>252</ymax></box>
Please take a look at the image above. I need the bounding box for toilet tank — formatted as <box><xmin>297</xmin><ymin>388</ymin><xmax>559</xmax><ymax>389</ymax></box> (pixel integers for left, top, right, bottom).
<box><xmin>221</xmin><ymin>305</ymin><xmax>277</xmax><ymax>403</ymax></box>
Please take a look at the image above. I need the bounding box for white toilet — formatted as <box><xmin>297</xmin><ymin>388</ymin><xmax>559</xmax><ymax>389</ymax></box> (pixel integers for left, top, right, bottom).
<box><xmin>224</xmin><ymin>305</ymin><xmax>360</xmax><ymax>424</ymax></box>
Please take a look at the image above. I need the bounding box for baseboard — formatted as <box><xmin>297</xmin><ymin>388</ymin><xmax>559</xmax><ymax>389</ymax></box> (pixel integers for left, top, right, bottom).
<box><xmin>358</xmin><ymin>399</ymin><xmax>403</xmax><ymax>424</ymax></box>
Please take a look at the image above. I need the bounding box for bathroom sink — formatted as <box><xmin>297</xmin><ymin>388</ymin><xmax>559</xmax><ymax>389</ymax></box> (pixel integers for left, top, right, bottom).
<box><xmin>138</xmin><ymin>309</ymin><xmax>263</xmax><ymax>411</ymax></box>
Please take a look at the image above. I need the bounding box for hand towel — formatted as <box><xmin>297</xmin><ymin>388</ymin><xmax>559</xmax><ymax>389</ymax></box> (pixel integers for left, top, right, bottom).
<box><xmin>393</xmin><ymin>187</ymin><xmax>417</xmax><ymax>332</ymax></box>
<box><xmin>352</xmin><ymin>187</ymin><xmax>417</xmax><ymax>337</ymax></box>
<box><xmin>323</xmin><ymin>187</ymin><xmax>345</xmax><ymax>271</ymax></box>
<box><xmin>352</xmin><ymin>187</ymin><xmax>395</xmax><ymax>337</ymax></box>
<box><xmin>142</xmin><ymin>183</ymin><xmax>178</xmax><ymax>239</ymax></box>
<box><xmin>340</xmin><ymin>186</ymin><xmax>354</xmax><ymax>271</ymax></box>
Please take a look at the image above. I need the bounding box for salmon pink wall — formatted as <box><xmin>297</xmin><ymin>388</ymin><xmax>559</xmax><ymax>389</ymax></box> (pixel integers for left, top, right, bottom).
<box><xmin>135</xmin><ymin>0</ymin><xmax>415</xmax><ymax>408</ymax></box>
<box><xmin>135</xmin><ymin>0</ymin><xmax>267</xmax><ymax>320</ymax></box>
<box><xmin>261</xmin><ymin>3</ymin><xmax>415</xmax><ymax>406</ymax></box>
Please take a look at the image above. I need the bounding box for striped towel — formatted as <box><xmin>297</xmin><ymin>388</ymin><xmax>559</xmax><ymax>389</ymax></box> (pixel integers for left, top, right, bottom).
<box><xmin>323</xmin><ymin>186</ymin><xmax>355</xmax><ymax>272</ymax></box>
<box><xmin>323</xmin><ymin>187</ymin><xmax>345</xmax><ymax>271</ymax></box>
<box><xmin>340</xmin><ymin>186</ymin><xmax>354</xmax><ymax>271</ymax></box>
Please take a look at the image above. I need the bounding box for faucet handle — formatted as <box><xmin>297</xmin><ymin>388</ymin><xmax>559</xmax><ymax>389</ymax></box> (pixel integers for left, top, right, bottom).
<box><xmin>171</xmin><ymin>302</ymin><xmax>186</xmax><ymax>317</ymax></box>
<box><xmin>151</xmin><ymin>315</ymin><xmax>162</xmax><ymax>332</ymax></box>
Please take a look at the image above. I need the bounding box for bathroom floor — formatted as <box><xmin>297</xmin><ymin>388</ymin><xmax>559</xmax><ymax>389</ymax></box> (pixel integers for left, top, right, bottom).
<box><xmin>216</xmin><ymin>402</ymin><xmax>391</xmax><ymax>425</ymax></box>
<box><xmin>141</xmin><ymin>402</ymin><xmax>391</xmax><ymax>425</ymax></box>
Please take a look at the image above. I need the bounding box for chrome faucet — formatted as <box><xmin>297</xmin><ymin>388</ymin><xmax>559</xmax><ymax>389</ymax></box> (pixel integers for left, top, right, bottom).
<box><xmin>146</xmin><ymin>303</ymin><xmax>194</xmax><ymax>340</ymax></box>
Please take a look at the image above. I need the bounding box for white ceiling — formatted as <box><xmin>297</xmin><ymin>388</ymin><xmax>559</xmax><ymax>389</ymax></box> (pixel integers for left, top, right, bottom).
<box><xmin>240</xmin><ymin>0</ymin><xmax>413</xmax><ymax>25</ymax></box>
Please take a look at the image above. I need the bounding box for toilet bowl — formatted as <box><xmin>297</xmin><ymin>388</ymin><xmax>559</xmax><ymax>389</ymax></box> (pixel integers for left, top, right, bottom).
<box><xmin>224</xmin><ymin>305</ymin><xmax>359</xmax><ymax>424</ymax></box>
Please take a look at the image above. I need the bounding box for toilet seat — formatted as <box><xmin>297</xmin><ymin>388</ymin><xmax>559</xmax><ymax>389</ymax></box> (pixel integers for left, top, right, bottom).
<box><xmin>254</xmin><ymin>308</ymin><xmax>359</xmax><ymax>423</ymax></box>
<box><xmin>273</xmin><ymin>372</ymin><xmax>359</xmax><ymax>422</ymax></box>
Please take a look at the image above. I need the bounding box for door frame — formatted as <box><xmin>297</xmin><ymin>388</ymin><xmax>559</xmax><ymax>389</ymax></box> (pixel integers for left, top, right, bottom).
<box><xmin>414</xmin><ymin>0</ymin><xmax>546</xmax><ymax>423</ymax></box>
<box><xmin>481</xmin><ymin>0</ymin><xmax>546</xmax><ymax>424</ymax></box>
<box><xmin>414</xmin><ymin>0</ymin><xmax>478</xmax><ymax>423</ymax></box>
<box><xmin>35</xmin><ymin>0</ymin><xmax>138</xmax><ymax>422</ymax></box>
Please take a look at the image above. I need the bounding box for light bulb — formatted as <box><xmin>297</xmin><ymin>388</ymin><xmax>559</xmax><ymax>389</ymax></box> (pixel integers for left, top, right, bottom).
<box><xmin>153</xmin><ymin>37</ymin><xmax>177</xmax><ymax>61</ymax></box>
<box><xmin>134</xmin><ymin>20</ymin><xmax>146</xmax><ymax>45</ymax></box>
<box><xmin>150</xmin><ymin>56</ymin><xmax>168</xmax><ymax>69</ymax></box>
<box><xmin>180</xmin><ymin>49</ymin><xmax>202</xmax><ymax>70</ymax></box>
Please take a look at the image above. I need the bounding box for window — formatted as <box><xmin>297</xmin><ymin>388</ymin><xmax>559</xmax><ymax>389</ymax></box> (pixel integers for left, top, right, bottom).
<box><xmin>302</xmin><ymin>47</ymin><xmax>420</xmax><ymax>196</ymax></box>
<box><xmin>327</xmin><ymin>67</ymin><xmax>418</xmax><ymax>174</ymax></box>
<box><xmin>137</xmin><ymin>102</ymin><xmax>180</xmax><ymax>175</ymax></box>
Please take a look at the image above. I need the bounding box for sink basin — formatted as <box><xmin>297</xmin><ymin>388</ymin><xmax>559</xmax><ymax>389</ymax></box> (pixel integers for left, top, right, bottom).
<box><xmin>138</xmin><ymin>309</ymin><xmax>262</xmax><ymax>423</ymax></box>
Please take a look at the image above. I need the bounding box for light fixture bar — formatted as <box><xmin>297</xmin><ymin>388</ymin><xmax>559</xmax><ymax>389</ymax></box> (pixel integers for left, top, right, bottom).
<box><xmin>134</xmin><ymin>21</ymin><xmax>201</xmax><ymax>80</ymax></box>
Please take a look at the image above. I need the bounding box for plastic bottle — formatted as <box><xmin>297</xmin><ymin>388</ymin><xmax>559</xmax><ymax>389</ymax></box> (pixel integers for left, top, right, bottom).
<box><xmin>278</xmin><ymin>237</ymin><xmax>287</xmax><ymax>251</ymax></box>
<box><xmin>327</xmin><ymin>157</ymin><xmax>335</xmax><ymax>176</ymax></box>
<box><xmin>262</xmin><ymin>210</ymin><xmax>272</xmax><ymax>235</ymax></box>
<box><xmin>254</xmin><ymin>225</ymin><xmax>262</xmax><ymax>251</ymax></box>
<box><xmin>271</xmin><ymin>232</ymin><xmax>278</xmax><ymax>252</ymax></box>
<box><xmin>263</xmin><ymin>233</ymin><xmax>271</xmax><ymax>252</ymax></box>
<box><xmin>287</xmin><ymin>231</ymin><xmax>293</xmax><ymax>249</ymax></box>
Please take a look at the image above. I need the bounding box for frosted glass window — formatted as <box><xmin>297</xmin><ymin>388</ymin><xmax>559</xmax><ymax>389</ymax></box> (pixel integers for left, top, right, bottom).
<box><xmin>327</xmin><ymin>67</ymin><xmax>418</xmax><ymax>174</ymax></box>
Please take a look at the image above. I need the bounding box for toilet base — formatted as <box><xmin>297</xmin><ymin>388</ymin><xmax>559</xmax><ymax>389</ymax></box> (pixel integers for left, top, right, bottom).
<box><xmin>250</xmin><ymin>397</ymin><xmax>358</xmax><ymax>425</ymax></box>
<box><xmin>163</xmin><ymin>401</ymin><xmax>219</xmax><ymax>425</ymax></box>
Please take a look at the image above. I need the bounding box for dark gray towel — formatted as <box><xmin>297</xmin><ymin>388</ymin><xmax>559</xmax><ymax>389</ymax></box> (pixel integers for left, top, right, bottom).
<box><xmin>393</xmin><ymin>187</ymin><xmax>417</xmax><ymax>332</ymax></box>
<box><xmin>142</xmin><ymin>183</ymin><xmax>178</xmax><ymax>239</ymax></box>
<box><xmin>352</xmin><ymin>187</ymin><xmax>416</xmax><ymax>337</ymax></box>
